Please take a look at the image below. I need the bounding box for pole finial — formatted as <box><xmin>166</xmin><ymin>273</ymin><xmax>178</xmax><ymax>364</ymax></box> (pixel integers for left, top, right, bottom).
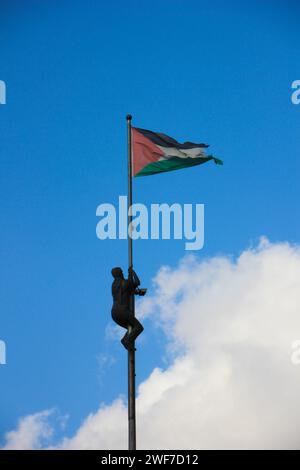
<box><xmin>126</xmin><ymin>114</ymin><xmax>132</xmax><ymax>121</ymax></box>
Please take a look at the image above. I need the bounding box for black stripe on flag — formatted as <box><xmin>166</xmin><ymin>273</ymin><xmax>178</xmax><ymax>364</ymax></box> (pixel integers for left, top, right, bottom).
<box><xmin>134</xmin><ymin>127</ymin><xmax>209</xmax><ymax>149</ymax></box>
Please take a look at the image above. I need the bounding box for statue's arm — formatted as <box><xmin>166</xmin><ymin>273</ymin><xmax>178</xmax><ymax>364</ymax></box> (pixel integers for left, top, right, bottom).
<box><xmin>128</xmin><ymin>268</ymin><xmax>140</xmax><ymax>287</ymax></box>
<box><xmin>133</xmin><ymin>270</ymin><xmax>141</xmax><ymax>287</ymax></box>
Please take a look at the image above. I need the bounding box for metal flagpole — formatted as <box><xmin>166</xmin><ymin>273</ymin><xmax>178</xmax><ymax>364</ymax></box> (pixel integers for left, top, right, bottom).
<box><xmin>126</xmin><ymin>114</ymin><xmax>136</xmax><ymax>450</ymax></box>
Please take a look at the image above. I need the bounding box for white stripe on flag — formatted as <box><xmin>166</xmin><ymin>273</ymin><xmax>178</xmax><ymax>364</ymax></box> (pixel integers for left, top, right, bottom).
<box><xmin>157</xmin><ymin>145</ymin><xmax>208</xmax><ymax>159</ymax></box>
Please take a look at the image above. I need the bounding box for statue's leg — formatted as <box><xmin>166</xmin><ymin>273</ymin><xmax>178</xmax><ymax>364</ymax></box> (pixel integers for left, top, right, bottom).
<box><xmin>112</xmin><ymin>305</ymin><xmax>127</xmax><ymax>327</ymax></box>
<box><xmin>121</xmin><ymin>330</ymin><xmax>131</xmax><ymax>350</ymax></box>
<box><xmin>112</xmin><ymin>306</ymin><xmax>133</xmax><ymax>350</ymax></box>
<box><xmin>127</xmin><ymin>317</ymin><xmax>144</xmax><ymax>343</ymax></box>
<box><xmin>120</xmin><ymin>318</ymin><xmax>143</xmax><ymax>351</ymax></box>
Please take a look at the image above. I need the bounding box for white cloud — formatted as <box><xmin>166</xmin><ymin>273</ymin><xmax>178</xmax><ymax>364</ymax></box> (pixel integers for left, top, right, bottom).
<box><xmin>3</xmin><ymin>238</ymin><xmax>300</xmax><ymax>449</ymax></box>
<box><xmin>58</xmin><ymin>400</ymin><xmax>127</xmax><ymax>450</ymax></box>
<box><xmin>2</xmin><ymin>410</ymin><xmax>54</xmax><ymax>450</ymax></box>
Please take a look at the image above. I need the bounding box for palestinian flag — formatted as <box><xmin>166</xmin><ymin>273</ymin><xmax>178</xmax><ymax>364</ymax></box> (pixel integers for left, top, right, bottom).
<box><xmin>132</xmin><ymin>127</ymin><xmax>223</xmax><ymax>177</ymax></box>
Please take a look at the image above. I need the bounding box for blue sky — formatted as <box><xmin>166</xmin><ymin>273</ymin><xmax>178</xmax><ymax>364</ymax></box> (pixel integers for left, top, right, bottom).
<box><xmin>0</xmin><ymin>0</ymin><xmax>299</xmax><ymax>445</ymax></box>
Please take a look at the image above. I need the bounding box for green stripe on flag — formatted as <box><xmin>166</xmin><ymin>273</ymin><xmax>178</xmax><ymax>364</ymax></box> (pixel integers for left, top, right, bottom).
<box><xmin>135</xmin><ymin>155</ymin><xmax>223</xmax><ymax>177</ymax></box>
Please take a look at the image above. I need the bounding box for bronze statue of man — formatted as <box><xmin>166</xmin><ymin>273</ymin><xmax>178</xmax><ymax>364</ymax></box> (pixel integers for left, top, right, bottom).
<box><xmin>111</xmin><ymin>266</ymin><xmax>145</xmax><ymax>351</ymax></box>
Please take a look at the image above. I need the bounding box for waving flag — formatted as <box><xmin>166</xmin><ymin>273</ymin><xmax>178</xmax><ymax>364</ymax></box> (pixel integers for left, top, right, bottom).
<box><xmin>132</xmin><ymin>127</ymin><xmax>223</xmax><ymax>177</ymax></box>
